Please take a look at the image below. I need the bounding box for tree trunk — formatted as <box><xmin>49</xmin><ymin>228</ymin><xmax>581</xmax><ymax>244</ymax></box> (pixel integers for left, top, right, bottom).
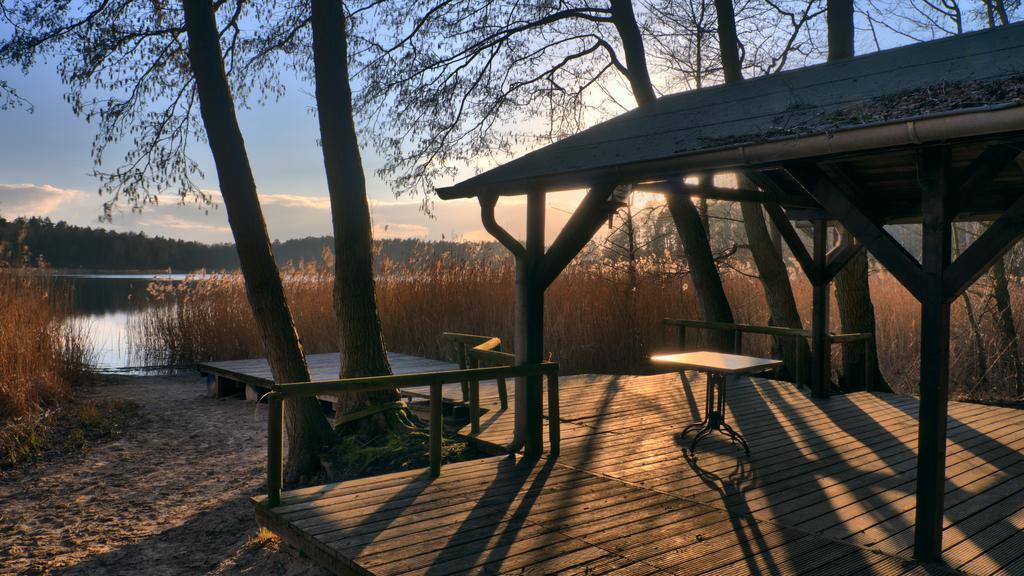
<box><xmin>826</xmin><ymin>0</ymin><xmax>890</xmax><ymax>392</ymax></box>
<box><xmin>990</xmin><ymin>256</ymin><xmax>1022</xmax><ymax>396</ymax></box>
<box><xmin>713</xmin><ymin>0</ymin><xmax>742</xmax><ymax>82</ymax></box>
<box><xmin>611</xmin><ymin>0</ymin><xmax>735</xmax><ymax>349</ymax></box>
<box><xmin>954</xmin><ymin>225</ymin><xmax>988</xmax><ymax>391</ymax></box>
<box><xmin>182</xmin><ymin>0</ymin><xmax>331</xmax><ymax>482</ymax></box>
<box><xmin>712</xmin><ymin>1</ymin><xmax>807</xmax><ymax>374</ymax></box>
<box><xmin>827</xmin><ymin>0</ymin><xmax>855</xmax><ymax>61</ymax></box>
<box><xmin>741</xmin><ymin>202</ymin><xmax>810</xmax><ymax>382</ymax></box>
<box><xmin>667</xmin><ymin>191</ymin><xmax>736</xmax><ymax>351</ymax></box>
<box><xmin>309</xmin><ymin>0</ymin><xmax>400</xmax><ymax>426</ymax></box>
<box><xmin>834</xmin><ymin>229</ymin><xmax>892</xmax><ymax>392</ymax></box>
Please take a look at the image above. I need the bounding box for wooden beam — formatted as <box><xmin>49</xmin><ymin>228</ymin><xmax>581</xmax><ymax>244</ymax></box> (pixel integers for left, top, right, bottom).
<box><xmin>943</xmin><ymin>192</ymin><xmax>1024</xmax><ymax>302</ymax></box>
<box><xmin>824</xmin><ymin>235</ymin><xmax>863</xmax><ymax>282</ymax></box>
<box><xmin>539</xmin><ymin>183</ymin><xmax>622</xmax><ymax>288</ymax></box>
<box><xmin>913</xmin><ymin>146</ymin><xmax>953</xmax><ymax>562</ymax></box>
<box><xmin>951</xmin><ymin>145</ymin><xmax>1022</xmax><ymax>217</ymax></box>
<box><xmin>763</xmin><ymin>202</ymin><xmax>818</xmax><ymax>283</ymax></box>
<box><xmin>806</xmin><ymin>163</ymin><xmax>928</xmax><ymax>301</ymax></box>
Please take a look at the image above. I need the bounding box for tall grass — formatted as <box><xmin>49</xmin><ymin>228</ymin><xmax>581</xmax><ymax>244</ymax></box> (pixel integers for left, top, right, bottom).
<box><xmin>127</xmin><ymin>250</ymin><xmax>1024</xmax><ymax>402</ymax></box>
<box><xmin>0</xmin><ymin>268</ymin><xmax>92</xmax><ymax>419</ymax></box>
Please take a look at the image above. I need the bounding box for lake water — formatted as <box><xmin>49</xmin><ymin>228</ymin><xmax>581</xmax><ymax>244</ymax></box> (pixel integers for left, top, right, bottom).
<box><xmin>54</xmin><ymin>273</ymin><xmax>191</xmax><ymax>373</ymax></box>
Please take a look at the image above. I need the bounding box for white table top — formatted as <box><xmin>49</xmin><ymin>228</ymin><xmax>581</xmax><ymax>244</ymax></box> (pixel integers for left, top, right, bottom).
<box><xmin>651</xmin><ymin>351</ymin><xmax>784</xmax><ymax>374</ymax></box>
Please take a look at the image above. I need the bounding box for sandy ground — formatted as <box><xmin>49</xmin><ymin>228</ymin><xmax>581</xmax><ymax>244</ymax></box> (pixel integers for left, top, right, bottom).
<box><xmin>0</xmin><ymin>374</ymin><xmax>330</xmax><ymax>576</ymax></box>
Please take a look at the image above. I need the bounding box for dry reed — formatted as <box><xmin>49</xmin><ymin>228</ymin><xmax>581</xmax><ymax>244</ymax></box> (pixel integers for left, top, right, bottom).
<box><xmin>0</xmin><ymin>268</ymin><xmax>91</xmax><ymax>419</ymax></box>
<box><xmin>127</xmin><ymin>250</ymin><xmax>1024</xmax><ymax>402</ymax></box>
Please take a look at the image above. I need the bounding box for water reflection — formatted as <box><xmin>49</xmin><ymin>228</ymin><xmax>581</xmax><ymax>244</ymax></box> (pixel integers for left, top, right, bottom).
<box><xmin>53</xmin><ymin>274</ymin><xmax>191</xmax><ymax>373</ymax></box>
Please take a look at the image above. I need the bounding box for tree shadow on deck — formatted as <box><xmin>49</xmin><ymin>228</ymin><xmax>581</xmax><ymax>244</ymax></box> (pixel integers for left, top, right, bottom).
<box><xmin>706</xmin><ymin>379</ymin><xmax>1023</xmax><ymax>574</ymax></box>
<box><xmin>680</xmin><ymin>448</ymin><xmax>785</xmax><ymax>576</ymax></box>
<box><xmin>872</xmin><ymin>396</ymin><xmax>1024</xmax><ymax>570</ymax></box>
<box><xmin>423</xmin><ymin>457</ymin><xmax>559</xmax><ymax>575</ymax></box>
<box><xmin>612</xmin><ymin>373</ymin><xmax>926</xmax><ymax>572</ymax></box>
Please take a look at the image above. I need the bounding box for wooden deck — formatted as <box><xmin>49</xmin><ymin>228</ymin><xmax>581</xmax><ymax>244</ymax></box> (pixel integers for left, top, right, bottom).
<box><xmin>255</xmin><ymin>371</ymin><xmax>1024</xmax><ymax>575</ymax></box>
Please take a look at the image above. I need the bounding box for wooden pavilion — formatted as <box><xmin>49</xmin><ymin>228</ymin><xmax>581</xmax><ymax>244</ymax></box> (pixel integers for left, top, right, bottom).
<box><xmin>252</xmin><ymin>23</ymin><xmax>1024</xmax><ymax>575</ymax></box>
<box><xmin>435</xmin><ymin>22</ymin><xmax>1024</xmax><ymax>563</ymax></box>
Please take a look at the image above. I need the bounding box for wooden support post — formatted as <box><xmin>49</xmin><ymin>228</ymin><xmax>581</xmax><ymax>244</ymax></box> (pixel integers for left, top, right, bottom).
<box><xmin>267</xmin><ymin>393</ymin><xmax>283</xmax><ymax>507</ymax></box>
<box><xmin>518</xmin><ymin>188</ymin><xmax>546</xmax><ymax>459</ymax></box>
<box><xmin>496</xmin><ymin>376</ymin><xmax>509</xmax><ymax>410</ymax></box>
<box><xmin>810</xmin><ymin>219</ymin><xmax>831</xmax><ymax>398</ymax></box>
<box><xmin>913</xmin><ymin>147</ymin><xmax>953</xmax><ymax>562</ymax></box>
<box><xmin>430</xmin><ymin>382</ymin><xmax>442</xmax><ymax>478</ymax></box>
<box><xmin>547</xmin><ymin>370</ymin><xmax>560</xmax><ymax>457</ymax></box>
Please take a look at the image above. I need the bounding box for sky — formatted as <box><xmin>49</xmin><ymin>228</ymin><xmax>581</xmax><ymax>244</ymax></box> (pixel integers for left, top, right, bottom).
<box><xmin>0</xmin><ymin>59</ymin><xmax>585</xmax><ymax>245</ymax></box>
<box><xmin>0</xmin><ymin>7</ymin><xmax>944</xmax><ymax>246</ymax></box>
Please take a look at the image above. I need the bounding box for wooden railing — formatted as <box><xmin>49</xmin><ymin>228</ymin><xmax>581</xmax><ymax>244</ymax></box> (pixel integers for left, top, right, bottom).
<box><xmin>441</xmin><ymin>332</ymin><xmax>511</xmax><ymax>412</ymax></box>
<box><xmin>263</xmin><ymin>362</ymin><xmax>559</xmax><ymax>507</ymax></box>
<box><xmin>663</xmin><ymin>318</ymin><xmax>874</xmax><ymax>390</ymax></box>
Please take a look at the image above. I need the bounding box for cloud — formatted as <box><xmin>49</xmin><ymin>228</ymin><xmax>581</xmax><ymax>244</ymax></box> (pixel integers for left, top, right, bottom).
<box><xmin>0</xmin><ymin>183</ymin><xmax>85</xmax><ymax>217</ymax></box>
<box><xmin>0</xmin><ymin>182</ymin><xmax>595</xmax><ymax>245</ymax></box>
<box><xmin>258</xmin><ymin>193</ymin><xmax>332</xmax><ymax>211</ymax></box>
<box><xmin>372</xmin><ymin>222</ymin><xmax>430</xmax><ymax>239</ymax></box>
<box><xmin>132</xmin><ymin>213</ymin><xmax>231</xmax><ymax>234</ymax></box>
<box><xmin>462</xmin><ymin>229</ymin><xmax>494</xmax><ymax>242</ymax></box>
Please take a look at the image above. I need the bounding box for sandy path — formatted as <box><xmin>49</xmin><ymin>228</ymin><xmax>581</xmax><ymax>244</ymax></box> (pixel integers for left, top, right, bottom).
<box><xmin>0</xmin><ymin>375</ymin><xmax>329</xmax><ymax>576</ymax></box>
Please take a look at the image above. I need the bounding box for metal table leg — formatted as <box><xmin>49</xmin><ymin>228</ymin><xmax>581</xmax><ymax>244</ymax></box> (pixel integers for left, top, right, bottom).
<box><xmin>680</xmin><ymin>371</ymin><xmax>750</xmax><ymax>455</ymax></box>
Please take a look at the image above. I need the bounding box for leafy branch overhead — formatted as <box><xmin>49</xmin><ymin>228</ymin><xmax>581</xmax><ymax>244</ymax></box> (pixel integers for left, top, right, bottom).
<box><xmin>0</xmin><ymin>0</ymin><xmax>307</xmax><ymax>217</ymax></box>
<box><xmin>355</xmin><ymin>0</ymin><xmax>832</xmax><ymax>199</ymax></box>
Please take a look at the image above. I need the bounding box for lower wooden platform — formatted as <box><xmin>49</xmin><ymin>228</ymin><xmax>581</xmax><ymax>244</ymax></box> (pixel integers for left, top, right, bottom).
<box><xmin>199</xmin><ymin>352</ymin><xmax>505</xmax><ymax>403</ymax></box>
<box><xmin>256</xmin><ymin>372</ymin><xmax>1024</xmax><ymax>575</ymax></box>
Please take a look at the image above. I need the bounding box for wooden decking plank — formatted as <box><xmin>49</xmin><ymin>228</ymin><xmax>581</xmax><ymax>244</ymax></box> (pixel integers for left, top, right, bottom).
<box><xmin>698</xmin><ymin>533</ymin><xmax>858</xmax><ymax>576</ymax></box>
<box><xmin>880</xmin><ymin>466</ymin><xmax>1024</xmax><ymax>562</ymax></box>
<box><xmin>281</xmin><ymin>458</ymin><xmax>582</xmax><ymax>519</ymax></box>
<box><xmin>495</xmin><ymin>545</ymin><xmax>617</xmax><ymax>575</ymax></box>
<box><xmin>946</xmin><ymin>505</ymin><xmax>1024</xmax><ymax>575</ymax></box>
<box><xmin>551</xmin><ymin>553</ymin><xmax>667</xmax><ymax>576</ymax></box>
<box><xmin>315</xmin><ymin>465</ymin><xmax>635</xmax><ymax>553</ymax></box>
<box><xmin>294</xmin><ymin>467</ymin><xmax>599</xmax><ymax>535</ymax></box>
<box><xmin>276</xmin><ymin>455</ymin><xmax>511</xmax><ymax>507</ymax></box>
<box><xmin>372</xmin><ymin>521</ymin><xmax>570</xmax><ymax>574</ymax></box>
<box><xmin>558</xmin><ymin>391</ymin><xmax>956</xmax><ymax>485</ymax></box>
<box><xmin>579</xmin><ymin>393</ymin><xmax>990</xmax><ymax>478</ymax></box>
<box><xmin>797</xmin><ymin>549</ymin><xmax>917</xmax><ymax>576</ymax></box>
<box><xmin>728</xmin><ymin>410</ymin><xmax>1024</xmax><ymax>533</ymax></box>
<box><xmin>637</xmin><ymin>521</ymin><xmax>798</xmax><ymax>574</ymax></box>
<box><xmin>619</xmin><ymin>400</ymin><xmax>1004</xmax><ymax>512</ymax></box>
<box><xmin>822</xmin><ymin>437</ymin><xmax>1024</xmax><ymax>552</ymax></box>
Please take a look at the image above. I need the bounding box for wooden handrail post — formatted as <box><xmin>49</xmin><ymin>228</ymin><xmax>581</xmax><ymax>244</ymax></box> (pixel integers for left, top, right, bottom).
<box><xmin>547</xmin><ymin>370</ymin><xmax>560</xmax><ymax>457</ymax></box>
<box><xmin>430</xmin><ymin>382</ymin><xmax>442</xmax><ymax>478</ymax></box>
<box><xmin>496</xmin><ymin>341</ymin><xmax>509</xmax><ymax>409</ymax></box>
<box><xmin>678</xmin><ymin>325</ymin><xmax>687</xmax><ymax>351</ymax></box>
<box><xmin>469</xmin><ymin>357</ymin><xmax>481</xmax><ymax>434</ymax></box>
<box><xmin>267</xmin><ymin>392</ymin><xmax>284</xmax><ymax>507</ymax></box>
<box><xmin>458</xmin><ymin>343</ymin><xmax>470</xmax><ymax>402</ymax></box>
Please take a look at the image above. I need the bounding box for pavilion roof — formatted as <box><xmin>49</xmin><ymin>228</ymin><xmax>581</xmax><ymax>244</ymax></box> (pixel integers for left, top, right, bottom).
<box><xmin>438</xmin><ymin>23</ymin><xmax>1024</xmax><ymax>200</ymax></box>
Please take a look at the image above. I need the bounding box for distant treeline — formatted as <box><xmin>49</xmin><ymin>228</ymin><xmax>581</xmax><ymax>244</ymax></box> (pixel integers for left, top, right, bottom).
<box><xmin>0</xmin><ymin>216</ymin><xmax>504</xmax><ymax>271</ymax></box>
